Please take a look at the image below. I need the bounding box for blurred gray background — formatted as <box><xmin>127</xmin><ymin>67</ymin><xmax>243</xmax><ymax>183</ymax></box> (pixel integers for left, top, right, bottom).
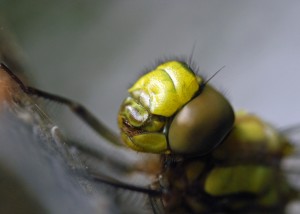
<box><xmin>1</xmin><ymin>0</ymin><xmax>300</xmax><ymax>131</ymax></box>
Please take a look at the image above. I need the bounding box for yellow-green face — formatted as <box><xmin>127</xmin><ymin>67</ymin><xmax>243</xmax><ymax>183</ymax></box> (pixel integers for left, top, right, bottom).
<box><xmin>118</xmin><ymin>61</ymin><xmax>235</xmax><ymax>155</ymax></box>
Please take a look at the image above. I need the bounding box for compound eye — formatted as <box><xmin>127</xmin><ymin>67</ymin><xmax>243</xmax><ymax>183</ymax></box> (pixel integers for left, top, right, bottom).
<box><xmin>168</xmin><ymin>85</ymin><xmax>235</xmax><ymax>155</ymax></box>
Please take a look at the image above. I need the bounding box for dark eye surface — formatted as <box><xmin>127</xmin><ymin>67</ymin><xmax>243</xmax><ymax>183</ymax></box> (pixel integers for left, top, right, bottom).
<box><xmin>168</xmin><ymin>85</ymin><xmax>235</xmax><ymax>155</ymax></box>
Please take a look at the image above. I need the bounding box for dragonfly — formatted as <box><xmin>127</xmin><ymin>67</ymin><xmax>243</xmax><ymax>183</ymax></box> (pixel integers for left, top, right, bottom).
<box><xmin>0</xmin><ymin>60</ymin><xmax>299</xmax><ymax>214</ymax></box>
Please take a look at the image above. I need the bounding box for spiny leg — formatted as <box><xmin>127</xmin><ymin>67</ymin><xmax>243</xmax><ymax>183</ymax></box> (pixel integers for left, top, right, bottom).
<box><xmin>90</xmin><ymin>173</ymin><xmax>162</xmax><ymax>197</ymax></box>
<box><xmin>91</xmin><ymin>172</ymin><xmax>163</xmax><ymax>213</ymax></box>
<box><xmin>0</xmin><ymin>63</ymin><xmax>122</xmax><ymax>147</ymax></box>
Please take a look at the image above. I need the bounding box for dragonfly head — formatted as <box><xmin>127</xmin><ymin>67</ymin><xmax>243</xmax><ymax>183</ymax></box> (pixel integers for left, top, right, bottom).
<box><xmin>118</xmin><ymin>61</ymin><xmax>235</xmax><ymax>155</ymax></box>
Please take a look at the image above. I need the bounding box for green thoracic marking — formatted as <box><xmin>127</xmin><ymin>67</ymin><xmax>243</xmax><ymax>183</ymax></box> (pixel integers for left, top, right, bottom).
<box><xmin>204</xmin><ymin>165</ymin><xmax>273</xmax><ymax>196</ymax></box>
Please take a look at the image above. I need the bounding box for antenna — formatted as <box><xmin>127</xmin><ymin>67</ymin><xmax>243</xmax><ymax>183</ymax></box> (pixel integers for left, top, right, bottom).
<box><xmin>204</xmin><ymin>65</ymin><xmax>226</xmax><ymax>85</ymax></box>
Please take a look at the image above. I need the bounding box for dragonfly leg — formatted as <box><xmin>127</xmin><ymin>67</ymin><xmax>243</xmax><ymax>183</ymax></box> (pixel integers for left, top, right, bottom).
<box><xmin>90</xmin><ymin>172</ymin><xmax>162</xmax><ymax>197</ymax></box>
<box><xmin>0</xmin><ymin>63</ymin><xmax>122</xmax><ymax>147</ymax></box>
